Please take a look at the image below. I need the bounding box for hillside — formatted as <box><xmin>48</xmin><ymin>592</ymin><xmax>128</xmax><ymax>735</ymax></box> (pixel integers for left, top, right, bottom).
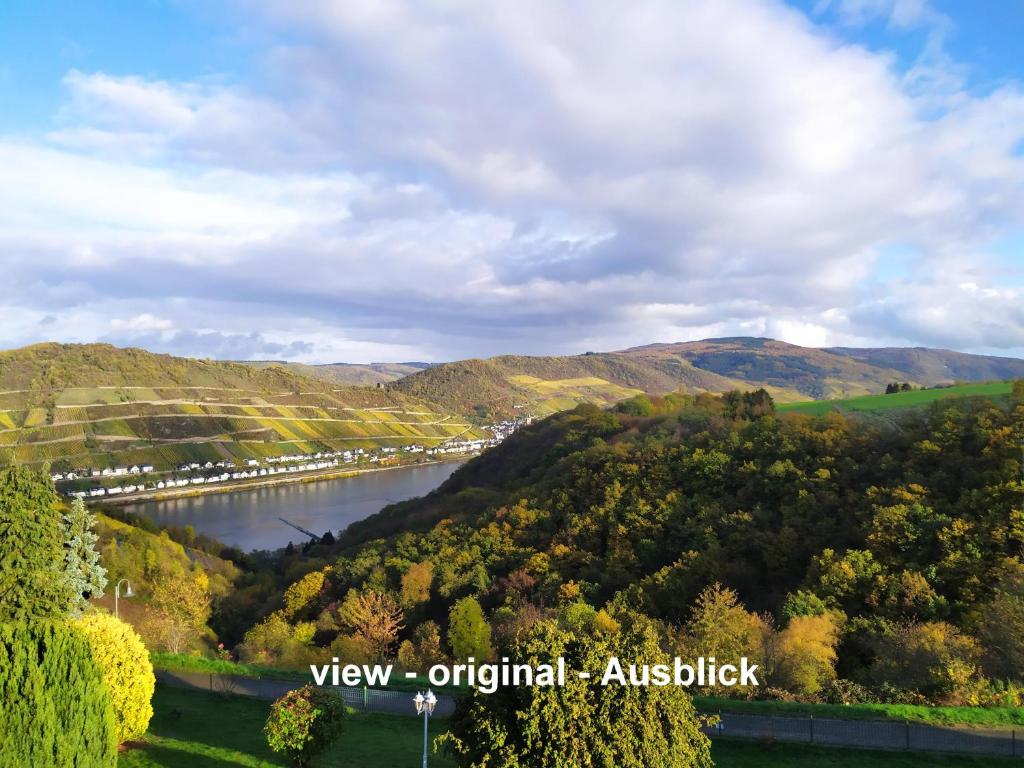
<box><xmin>389</xmin><ymin>337</ymin><xmax>1024</xmax><ymax>423</ymax></box>
<box><xmin>388</xmin><ymin>351</ymin><xmax>801</xmax><ymax>422</ymax></box>
<box><xmin>619</xmin><ymin>337</ymin><xmax>917</xmax><ymax>399</ymax></box>
<box><xmin>825</xmin><ymin>346</ymin><xmax>1024</xmax><ymax>384</ymax></box>
<box><xmin>0</xmin><ymin>343</ymin><xmax>484</xmax><ymax>472</ymax></box>
<box><xmin>244</xmin><ymin>360</ymin><xmax>432</xmax><ymax>387</ymax></box>
<box><xmin>262</xmin><ymin>387</ymin><xmax>1022</xmax><ymax>708</ymax></box>
<box><xmin>777</xmin><ymin>380</ymin><xmax>1017</xmax><ymax>416</ymax></box>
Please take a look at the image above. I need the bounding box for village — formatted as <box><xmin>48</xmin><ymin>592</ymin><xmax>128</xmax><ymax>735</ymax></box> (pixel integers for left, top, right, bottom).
<box><xmin>53</xmin><ymin>416</ymin><xmax>532</xmax><ymax>500</ymax></box>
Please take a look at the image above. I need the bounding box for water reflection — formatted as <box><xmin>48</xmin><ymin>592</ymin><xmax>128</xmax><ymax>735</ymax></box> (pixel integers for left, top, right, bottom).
<box><xmin>120</xmin><ymin>461</ymin><xmax>464</xmax><ymax>552</ymax></box>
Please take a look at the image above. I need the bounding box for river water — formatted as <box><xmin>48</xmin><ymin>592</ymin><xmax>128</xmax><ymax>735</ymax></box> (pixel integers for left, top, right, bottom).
<box><xmin>120</xmin><ymin>461</ymin><xmax>465</xmax><ymax>552</ymax></box>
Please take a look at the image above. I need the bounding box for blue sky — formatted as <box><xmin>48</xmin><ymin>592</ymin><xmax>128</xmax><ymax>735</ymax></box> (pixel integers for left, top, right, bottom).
<box><xmin>0</xmin><ymin>0</ymin><xmax>1021</xmax><ymax>362</ymax></box>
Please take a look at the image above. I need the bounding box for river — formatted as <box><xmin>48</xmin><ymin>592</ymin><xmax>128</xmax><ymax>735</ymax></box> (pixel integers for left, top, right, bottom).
<box><xmin>119</xmin><ymin>461</ymin><xmax>465</xmax><ymax>552</ymax></box>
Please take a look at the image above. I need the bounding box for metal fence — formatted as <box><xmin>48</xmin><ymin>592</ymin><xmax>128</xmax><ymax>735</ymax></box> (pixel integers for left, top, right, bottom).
<box><xmin>155</xmin><ymin>671</ymin><xmax>1021</xmax><ymax>758</ymax></box>
<box><xmin>705</xmin><ymin>712</ymin><xmax>1022</xmax><ymax>758</ymax></box>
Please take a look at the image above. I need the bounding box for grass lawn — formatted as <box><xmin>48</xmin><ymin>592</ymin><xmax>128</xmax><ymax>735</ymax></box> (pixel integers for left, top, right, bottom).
<box><xmin>151</xmin><ymin>651</ymin><xmax>470</xmax><ymax>694</ymax></box>
<box><xmin>777</xmin><ymin>381</ymin><xmax>1013</xmax><ymax>416</ymax></box>
<box><xmin>123</xmin><ymin>686</ymin><xmax>1017</xmax><ymax>767</ymax></box>
<box><xmin>693</xmin><ymin>696</ymin><xmax>1024</xmax><ymax>729</ymax></box>
<box><xmin>119</xmin><ymin>686</ymin><xmax>456</xmax><ymax>768</ymax></box>
<box><xmin>712</xmin><ymin>741</ymin><xmax>1015</xmax><ymax>767</ymax></box>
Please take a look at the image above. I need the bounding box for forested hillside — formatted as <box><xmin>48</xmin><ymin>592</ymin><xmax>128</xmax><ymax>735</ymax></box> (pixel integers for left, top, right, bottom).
<box><xmin>235</xmin><ymin>383</ymin><xmax>1024</xmax><ymax>707</ymax></box>
<box><xmin>0</xmin><ymin>343</ymin><xmax>483</xmax><ymax>470</ymax></box>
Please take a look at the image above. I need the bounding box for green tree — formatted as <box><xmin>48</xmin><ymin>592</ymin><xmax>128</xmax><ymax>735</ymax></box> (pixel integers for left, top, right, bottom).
<box><xmin>442</xmin><ymin>617</ymin><xmax>712</xmax><ymax>768</ymax></box>
<box><xmin>448</xmin><ymin>597</ymin><xmax>493</xmax><ymax>661</ymax></box>
<box><xmin>77</xmin><ymin>613</ymin><xmax>155</xmax><ymax>744</ymax></box>
<box><xmin>62</xmin><ymin>496</ymin><xmax>107</xmax><ymax>616</ymax></box>
<box><xmin>0</xmin><ymin>465</ymin><xmax>75</xmax><ymax>620</ymax></box>
<box><xmin>0</xmin><ymin>622</ymin><xmax>117</xmax><ymax>767</ymax></box>
<box><xmin>265</xmin><ymin>684</ymin><xmax>345</xmax><ymax>767</ymax></box>
<box><xmin>681</xmin><ymin>583</ymin><xmax>768</xmax><ymax>695</ymax></box>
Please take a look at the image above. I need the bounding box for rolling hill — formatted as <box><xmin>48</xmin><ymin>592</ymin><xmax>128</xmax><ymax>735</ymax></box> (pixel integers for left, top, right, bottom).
<box><xmin>243</xmin><ymin>360</ymin><xmax>432</xmax><ymax>387</ymax></box>
<box><xmin>387</xmin><ymin>351</ymin><xmax>792</xmax><ymax>422</ymax></box>
<box><xmin>0</xmin><ymin>343</ymin><xmax>484</xmax><ymax>471</ymax></box>
<box><xmin>824</xmin><ymin>346</ymin><xmax>1024</xmax><ymax>384</ymax></box>
<box><xmin>388</xmin><ymin>337</ymin><xmax>1024</xmax><ymax>422</ymax></box>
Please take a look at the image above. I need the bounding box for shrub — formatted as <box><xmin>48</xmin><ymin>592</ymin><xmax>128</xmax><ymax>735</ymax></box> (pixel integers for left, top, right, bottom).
<box><xmin>77</xmin><ymin>613</ymin><xmax>155</xmax><ymax>744</ymax></box>
<box><xmin>442</xmin><ymin>616</ymin><xmax>712</xmax><ymax>768</ymax></box>
<box><xmin>0</xmin><ymin>621</ymin><xmax>117</xmax><ymax>767</ymax></box>
<box><xmin>265</xmin><ymin>684</ymin><xmax>345</xmax><ymax>766</ymax></box>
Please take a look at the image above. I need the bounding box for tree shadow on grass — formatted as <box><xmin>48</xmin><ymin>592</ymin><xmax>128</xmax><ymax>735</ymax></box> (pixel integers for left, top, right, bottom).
<box><xmin>119</xmin><ymin>739</ymin><xmax>262</xmax><ymax>768</ymax></box>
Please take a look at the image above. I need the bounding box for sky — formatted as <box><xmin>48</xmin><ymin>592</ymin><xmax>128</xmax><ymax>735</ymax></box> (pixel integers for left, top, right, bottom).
<box><xmin>0</xmin><ymin>0</ymin><xmax>1021</xmax><ymax>364</ymax></box>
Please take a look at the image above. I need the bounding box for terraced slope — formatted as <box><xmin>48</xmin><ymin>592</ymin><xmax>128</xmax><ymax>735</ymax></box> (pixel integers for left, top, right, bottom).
<box><xmin>0</xmin><ymin>344</ymin><xmax>483</xmax><ymax>470</ymax></box>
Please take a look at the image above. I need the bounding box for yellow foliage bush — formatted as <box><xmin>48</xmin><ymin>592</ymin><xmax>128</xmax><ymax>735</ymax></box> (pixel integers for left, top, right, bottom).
<box><xmin>78</xmin><ymin>612</ymin><xmax>155</xmax><ymax>744</ymax></box>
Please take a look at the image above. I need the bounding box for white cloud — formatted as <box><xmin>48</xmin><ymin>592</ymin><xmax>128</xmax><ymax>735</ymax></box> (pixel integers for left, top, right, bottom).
<box><xmin>0</xmin><ymin>0</ymin><xmax>1022</xmax><ymax>361</ymax></box>
<box><xmin>109</xmin><ymin>314</ymin><xmax>174</xmax><ymax>332</ymax></box>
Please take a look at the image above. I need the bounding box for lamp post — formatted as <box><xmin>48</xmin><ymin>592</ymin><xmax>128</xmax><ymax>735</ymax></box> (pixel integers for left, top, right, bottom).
<box><xmin>413</xmin><ymin>689</ymin><xmax>437</xmax><ymax>768</ymax></box>
<box><xmin>114</xmin><ymin>579</ymin><xmax>134</xmax><ymax>620</ymax></box>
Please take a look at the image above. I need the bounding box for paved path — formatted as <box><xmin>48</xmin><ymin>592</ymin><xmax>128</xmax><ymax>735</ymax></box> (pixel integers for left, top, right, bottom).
<box><xmin>154</xmin><ymin>670</ymin><xmax>1023</xmax><ymax>759</ymax></box>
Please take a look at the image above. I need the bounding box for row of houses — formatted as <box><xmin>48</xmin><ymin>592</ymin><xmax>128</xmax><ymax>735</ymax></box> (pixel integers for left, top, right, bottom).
<box><xmin>52</xmin><ymin>464</ymin><xmax>154</xmax><ymax>482</ymax></box>
<box><xmin>59</xmin><ymin>426</ymin><xmax>531</xmax><ymax>499</ymax></box>
<box><xmin>69</xmin><ymin>459</ymin><xmax>344</xmax><ymax>499</ymax></box>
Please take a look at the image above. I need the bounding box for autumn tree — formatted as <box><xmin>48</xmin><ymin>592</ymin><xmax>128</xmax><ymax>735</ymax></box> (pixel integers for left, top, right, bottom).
<box><xmin>979</xmin><ymin>564</ymin><xmax>1024</xmax><ymax>680</ymax></box>
<box><xmin>282</xmin><ymin>569</ymin><xmax>329</xmax><ymax>620</ymax></box>
<box><xmin>400</xmin><ymin>561</ymin><xmax>433</xmax><ymax>608</ymax></box>
<box><xmin>870</xmin><ymin>621</ymin><xmax>981</xmax><ymax>702</ymax></box>
<box><xmin>145</xmin><ymin>569</ymin><xmax>212</xmax><ymax>653</ymax></box>
<box><xmin>772</xmin><ymin>612</ymin><xmax>842</xmax><ymax>696</ymax></box>
<box><xmin>339</xmin><ymin>589</ymin><xmax>404</xmax><ymax>661</ymax></box>
<box><xmin>398</xmin><ymin>620</ymin><xmax>446</xmax><ymax>671</ymax></box>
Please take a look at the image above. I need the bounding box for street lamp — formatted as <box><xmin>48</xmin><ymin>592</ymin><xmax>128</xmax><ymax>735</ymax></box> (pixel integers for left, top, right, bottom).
<box><xmin>114</xmin><ymin>579</ymin><xmax>134</xmax><ymax>620</ymax></box>
<box><xmin>413</xmin><ymin>689</ymin><xmax>437</xmax><ymax>768</ymax></box>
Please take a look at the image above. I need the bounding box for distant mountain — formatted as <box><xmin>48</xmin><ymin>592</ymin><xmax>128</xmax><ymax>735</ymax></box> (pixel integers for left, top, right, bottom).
<box><xmin>0</xmin><ymin>343</ymin><xmax>481</xmax><ymax>470</ymax></box>
<box><xmin>824</xmin><ymin>346</ymin><xmax>1024</xmax><ymax>385</ymax></box>
<box><xmin>244</xmin><ymin>360</ymin><xmax>433</xmax><ymax>387</ymax></box>
<box><xmin>618</xmin><ymin>337</ymin><xmax>915</xmax><ymax>400</ymax></box>
<box><xmin>388</xmin><ymin>337</ymin><xmax>1023</xmax><ymax>422</ymax></box>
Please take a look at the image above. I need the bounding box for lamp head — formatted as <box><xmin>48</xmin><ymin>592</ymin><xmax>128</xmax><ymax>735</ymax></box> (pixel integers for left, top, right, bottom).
<box><xmin>425</xmin><ymin>689</ymin><xmax>437</xmax><ymax>713</ymax></box>
<box><xmin>124</xmin><ymin>583</ymin><xmax>134</xmax><ymax>598</ymax></box>
<box><xmin>413</xmin><ymin>691</ymin><xmax>425</xmax><ymax>714</ymax></box>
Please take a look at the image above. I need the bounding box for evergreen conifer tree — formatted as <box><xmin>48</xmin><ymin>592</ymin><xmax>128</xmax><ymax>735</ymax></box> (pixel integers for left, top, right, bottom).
<box><xmin>61</xmin><ymin>496</ymin><xmax>107</xmax><ymax>615</ymax></box>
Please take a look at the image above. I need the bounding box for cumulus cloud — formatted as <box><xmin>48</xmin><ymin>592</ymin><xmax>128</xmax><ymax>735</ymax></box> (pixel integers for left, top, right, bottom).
<box><xmin>0</xmin><ymin>0</ymin><xmax>1022</xmax><ymax>361</ymax></box>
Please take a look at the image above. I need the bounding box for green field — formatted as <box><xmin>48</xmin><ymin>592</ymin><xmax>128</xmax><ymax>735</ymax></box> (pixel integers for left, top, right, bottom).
<box><xmin>121</xmin><ymin>687</ymin><xmax>1016</xmax><ymax>768</ymax></box>
<box><xmin>777</xmin><ymin>381</ymin><xmax>1014</xmax><ymax>416</ymax></box>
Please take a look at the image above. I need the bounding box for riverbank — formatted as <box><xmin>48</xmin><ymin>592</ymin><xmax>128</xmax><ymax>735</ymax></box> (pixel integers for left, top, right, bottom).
<box><xmin>97</xmin><ymin>456</ymin><xmax>474</xmax><ymax>506</ymax></box>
